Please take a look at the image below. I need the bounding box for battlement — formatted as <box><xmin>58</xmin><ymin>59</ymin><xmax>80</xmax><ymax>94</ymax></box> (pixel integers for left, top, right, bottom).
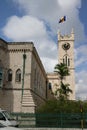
<box><xmin>58</xmin><ymin>28</ymin><xmax>74</xmax><ymax>41</ymax></box>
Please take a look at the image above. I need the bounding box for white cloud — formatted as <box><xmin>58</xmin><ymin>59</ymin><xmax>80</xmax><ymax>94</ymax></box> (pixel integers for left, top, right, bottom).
<box><xmin>3</xmin><ymin>16</ymin><xmax>47</xmax><ymax>41</ymax></box>
<box><xmin>75</xmin><ymin>58</ymin><xmax>85</xmax><ymax>68</ymax></box>
<box><xmin>75</xmin><ymin>71</ymin><xmax>87</xmax><ymax>100</ymax></box>
<box><xmin>42</xmin><ymin>57</ymin><xmax>58</xmax><ymax>72</ymax></box>
<box><xmin>2</xmin><ymin>15</ymin><xmax>57</xmax><ymax>72</ymax></box>
<box><xmin>75</xmin><ymin>44</ymin><xmax>87</xmax><ymax>100</ymax></box>
<box><xmin>12</xmin><ymin>0</ymin><xmax>86</xmax><ymax>42</ymax></box>
<box><xmin>2</xmin><ymin>0</ymin><xmax>87</xmax><ymax>98</ymax></box>
<box><xmin>75</xmin><ymin>44</ymin><xmax>87</xmax><ymax>67</ymax></box>
<box><xmin>58</xmin><ymin>0</ymin><xmax>81</xmax><ymax>8</ymax></box>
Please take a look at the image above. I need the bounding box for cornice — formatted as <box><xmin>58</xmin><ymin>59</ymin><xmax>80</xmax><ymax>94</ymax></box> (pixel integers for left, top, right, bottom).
<box><xmin>8</xmin><ymin>49</ymin><xmax>31</xmax><ymax>53</ymax></box>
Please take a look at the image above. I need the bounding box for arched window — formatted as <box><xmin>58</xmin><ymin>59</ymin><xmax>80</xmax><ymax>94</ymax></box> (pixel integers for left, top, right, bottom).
<box><xmin>0</xmin><ymin>68</ymin><xmax>3</xmax><ymax>88</ymax></box>
<box><xmin>49</xmin><ymin>82</ymin><xmax>52</xmax><ymax>90</ymax></box>
<box><xmin>7</xmin><ymin>69</ymin><xmax>12</xmax><ymax>81</ymax></box>
<box><xmin>63</xmin><ymin>55</ymin><xmax>70</xmax><ymax>66</ymax></box>
<box><xmin>16</xmin><ymin>69</ymin><xmax>21</xmax><ymax>82</ymax></box>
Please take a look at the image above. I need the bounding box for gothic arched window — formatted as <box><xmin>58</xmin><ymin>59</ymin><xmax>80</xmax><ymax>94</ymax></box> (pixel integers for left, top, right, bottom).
<box><xmin>8</xmin><ymin>69</ymin><xmax>12</xmax><ymax>81</ymax></box>
<box><xmin>63</xmin><ymin>55</ymin><xmax>70</xmax><ymax>66</ymax></box>
<box><xmin>16</xmin><ymin>69</ymin><xmax>21</xmax><ymax>82</ymax></box>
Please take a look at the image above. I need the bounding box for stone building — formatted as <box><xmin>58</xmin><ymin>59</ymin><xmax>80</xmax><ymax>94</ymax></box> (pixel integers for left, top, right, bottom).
<box><xmin>47</xmin><ymin>29</ymin><xmax>75</xmax><ymax>100</ymax></box>
<box><xmin>0</xmin><ymin>29</ymin><xmax>75</xmax><ymax>113</ymax></box>
<box><xmin>0</xmin><ymin>39</ymin><xmax>47</xmax><ymax>113</ymax></box>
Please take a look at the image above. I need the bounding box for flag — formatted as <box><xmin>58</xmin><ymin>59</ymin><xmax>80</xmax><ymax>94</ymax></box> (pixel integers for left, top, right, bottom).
<box><xmin>59</xmin><ymin>16</ymin><xmax>66</xmax><ymax>23</ymax></box>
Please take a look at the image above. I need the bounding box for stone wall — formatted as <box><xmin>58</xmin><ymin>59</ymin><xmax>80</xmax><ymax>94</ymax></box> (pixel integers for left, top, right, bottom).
<box><xmin>0</xmin><ymin>40</ymin><xmax>47</xmax><ymax>113</ymax></box>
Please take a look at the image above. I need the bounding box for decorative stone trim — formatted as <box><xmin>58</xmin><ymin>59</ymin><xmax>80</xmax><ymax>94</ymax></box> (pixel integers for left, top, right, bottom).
<box><xmin>8</xmin><ymin>49</ymin><xmax>31</xmax><ymax>53</ymax></box>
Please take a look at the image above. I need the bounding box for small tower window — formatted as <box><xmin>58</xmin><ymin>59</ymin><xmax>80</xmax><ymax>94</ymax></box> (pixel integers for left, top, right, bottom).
<box><xmin>63</xmin><ymin>58</ymin><xmax>65</xmax><ymax>64</ymax></box>
<box><xmin>16</xmin><ymin>69</ymin><xmax>21</xmax><ymax>82</ymax></box>
<box><xmin>65</xmin><ymin>56</ymin><xmax>67</xmax><ymax>66</ymax></box>
<box><xmin>68</xmin><ymin>58</ymin><xmax>70</xmax><ymax>66</ymax></box>
<box><xmin>0</xmin><ymin>68</ymin><xmax>3</xmax><ymax>88</ymax></box>
<box><xmin>8</xmin><ymin>69</ymin><xmax>12</xmax><ymax>82</ymax></box>
<box><xmin>49</xmin><ymin>82</ymin><xmax>52</xmax><ymax>90</ymax></box>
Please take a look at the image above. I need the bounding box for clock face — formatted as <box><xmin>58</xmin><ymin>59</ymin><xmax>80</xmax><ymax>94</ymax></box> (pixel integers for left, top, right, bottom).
<box><xmin>62</xmin><ymin>43</ymin><xmax>70</xmax><ymax>50</ymax></box>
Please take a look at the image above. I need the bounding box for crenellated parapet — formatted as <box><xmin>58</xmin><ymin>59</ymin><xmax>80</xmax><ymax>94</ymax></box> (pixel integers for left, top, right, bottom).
<box><xmin>7</xmin><ymin>42</ymin><xmax>34</xmax><ymax>53</ymax></box>
<box><xmin>8</xmin><ymin>49</ymin><xmax>31</xmax><ymax>53</ymax></box>
<box><xmin>58</xmin><ymin>28</ymin><xmax>74</xmax><ymax>41</ymax></box>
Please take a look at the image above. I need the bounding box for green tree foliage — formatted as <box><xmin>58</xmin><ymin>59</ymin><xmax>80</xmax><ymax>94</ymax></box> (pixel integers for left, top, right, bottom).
<box><xmin>55</xmin><ymin>82</ymin><xmax>72</xmax><ymax>100</ymax></box>
<box><xmin>54</xmin><ymin>63</ymin><xmax>70</xmax><ymax>81</ymax></box>
<box><xmin>37</xmin><ymin>99</ymin><xmax>87</xmax><ymax>114</ymax></box>
<box><xmin>37</xmin><ymin>63</ymin><xmax>87</xmax><ymax>114</ymax></box>
<box><xmin>54</xmin><ymin>63</ymin><xmax>72</xmax><ymax>100</ymax></box>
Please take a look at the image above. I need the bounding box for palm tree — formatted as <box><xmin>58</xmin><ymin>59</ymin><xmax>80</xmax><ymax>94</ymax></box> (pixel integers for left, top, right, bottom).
<box><xmin>54</xmin><ymin>63</ymin><xmax>72</xmax><ymax>100</ymax></box>
<box><xmin>60</xmin><ymin>82</ymin><xmax>72</xmax><ymax>100</ymax></box>
<box><xmin>54</xmin><ymin>63</ymin><xmax>70</xmax><ymax>81</ymax></box>
<box><xmin>55</xmin><ymin>82</ymin><xmax>72</xmax><ymax>100</ymax></box>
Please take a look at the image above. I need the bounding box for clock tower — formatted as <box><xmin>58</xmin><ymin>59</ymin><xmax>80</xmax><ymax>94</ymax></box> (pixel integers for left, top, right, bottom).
<box><xmin>58</xmin><ymin>29</ymin><xmax>75</xmax><ymax>100</ymax></box>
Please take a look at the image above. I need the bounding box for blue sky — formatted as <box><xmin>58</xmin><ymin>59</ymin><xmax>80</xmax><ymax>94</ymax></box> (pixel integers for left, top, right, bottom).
<box><xmin>0</xmin><ymin>0</ymin><xmax>87</xmax><ymax>100</ymax></box>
